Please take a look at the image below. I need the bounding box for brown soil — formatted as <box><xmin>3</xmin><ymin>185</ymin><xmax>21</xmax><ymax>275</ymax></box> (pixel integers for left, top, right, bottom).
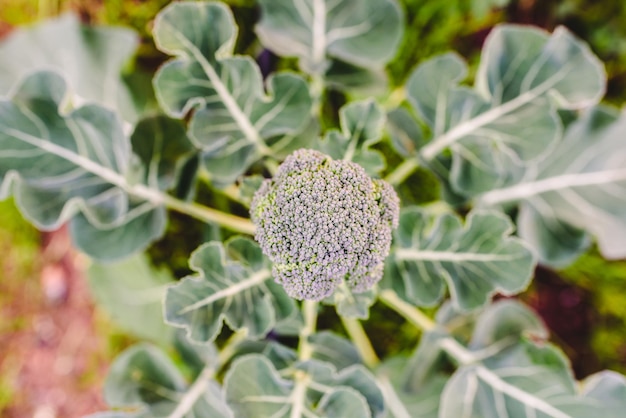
<box><xmin>0</xmin><ymin>228</ymin><xmax>109</xmax><ymax>418</ymax></box>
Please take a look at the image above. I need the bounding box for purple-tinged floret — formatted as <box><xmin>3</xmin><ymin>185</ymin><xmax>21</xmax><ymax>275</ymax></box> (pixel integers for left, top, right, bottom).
<box><xmin>250</xmin><ymin>149</ymin><xmax>399</xmax><ymax>301</ymax></box>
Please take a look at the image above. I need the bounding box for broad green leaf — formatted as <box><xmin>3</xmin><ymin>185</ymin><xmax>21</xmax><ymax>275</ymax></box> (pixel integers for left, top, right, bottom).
<box><xmin>0</xmin><ymin>71</ymin><xmax>166</xmax><ymax>260</ymax></box>
<box><xmin>468</xmin><ymin>299</ymin><xmax>547</xmax><ymax>350</ymax></box>
<box><xmin>581</xmin><ymin>371</ymin><xmax>626</xmax><ymax>418</ymax></box>
<box><xmin>103</xmin><ymin>344</ymin><xmax>233</xmax><ymax>418</ymax></box>
<box><xmin>478</xmin><ymin>106</ymin><xmax>626</xmax><ymax>264</ymax></box>
<box><xmin>130</xmin><ymin>115</ymin><xmax>195</xmax><ymax>192</ymax></box>
<box><xmin>164</xmin><ymin>237</ymin><xmax>297</xmax><ymax>343</ymax></box>
<box><xmin>255</xmin><ymin>0</ymin><xmax>403</xmax><ymax>91</ymax></box>
<box><xmin>430</xmin><ymin>301</ymin><xmax>616</xmax><ymax>418</ymax></box>
<box><xmin>87</xmin><ymin>254</ymin><xmax>174</xmax><ymax>346</ymax></box>
<box><xmin>406</xmin><ymin>25</ymin><xmax>605</xmax><ymax>196</ymax></box>
<box><xmin>382</xmin><ymin>208</ymin><xmax>535</xmax><ymax>310</ymax></box>
<box><xmin>0</xmin><ymin>13</ymin><xmax>140</xmax><ymax>122</ymax></box>
<box><xmin>153</xmin><ymin>2</ymin><xmax>313</xmax><ymax>186</ymax></box>
<box><xmin>297</xmin><ymin>360</ymin><xmax>384</xmax><ymax>418</ymax></box>
<box><xmin>310</xmin><ymin>331</ymin><xmax>363</xmax><ymax>370</ymax></box>
<box><xmin>224</xmin><ymin>354</ymin><xmax>381</xmax><ymax>418</ymax></box>
<box><xmin>407</xmin><ymin>53</ymin><xmax>468</xmax><ymax>136</ymax></box>
<box><xmin>232</xmin><ymin>340</ymin><xmax>298</xmax><ymax>371</ymax></box>
<box><xmin>318</xmin><ymin>99</ymin><xmax>386</xmax><ymax>175</ymax></box>
<box><xmin>439</xmin><ymin>340</ymin><xmax>600</xmax><ymax>418</ymax></box>
<box><xmin>386</xmin><ymin>107</ymin><xmax>425</xmax><ymax>158</ymax></box>
<box><xmin>377</xmin><ymin>356</ymin><xmax>447</xmax><ymax>418</ymax></box>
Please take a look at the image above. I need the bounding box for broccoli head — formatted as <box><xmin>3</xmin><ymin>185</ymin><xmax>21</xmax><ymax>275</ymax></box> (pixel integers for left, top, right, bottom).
<box><xmin>250</xmin><ymin>149</ymin><xmax>399</xmax><ymax>301</ymax></box>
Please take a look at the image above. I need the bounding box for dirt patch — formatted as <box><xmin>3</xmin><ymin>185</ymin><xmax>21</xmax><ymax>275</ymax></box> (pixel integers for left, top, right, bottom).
<box><xmin>0</xmin><ymin>225</ymin><xmax>109</xmax><ymax>418</ymax></box>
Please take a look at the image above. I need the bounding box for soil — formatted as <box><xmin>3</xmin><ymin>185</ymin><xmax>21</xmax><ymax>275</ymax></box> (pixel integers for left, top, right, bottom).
<box><xmin>0</xmin><ymin>228</ymin><xmax>109</xmax><ymax>418</ymax></box>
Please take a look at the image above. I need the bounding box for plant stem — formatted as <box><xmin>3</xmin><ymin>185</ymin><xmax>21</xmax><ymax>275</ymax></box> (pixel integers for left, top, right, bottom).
<box><xmin>158</xmin><ymin>192</ymin><xmax>256</xmax><ymax>235</ymax></box>
<box><xmin>379</xmin><ymin>290</ymin><xmax>477</xmax><ymax>366</ymax></box>
<box><xmin>290</xmin><ymin>300</ymin><xmax>318</xmax><ymax>418</ymax></box>
<box><xmin>340</xmin><ymin>317</ymin><xmax>380</xmax><ymax>369</ymax></box>
<box><xmin>298</xmin><ymin>300</ymin><xmax>318</xmax><ymax>361</ymax></box>
<box><xmin>378</xmin><ymin>290</ymin><xmax>436</xmax><ymax>332</ymax></box>
<box><xmin>385</xmin><ymin>158</ymin><xmax>419</xmax><ymax>186</ymax></box>
<box><xmin>168</xmin><ymin>365</ymin><xmax>214</xmax><ymax>418</ymax></box>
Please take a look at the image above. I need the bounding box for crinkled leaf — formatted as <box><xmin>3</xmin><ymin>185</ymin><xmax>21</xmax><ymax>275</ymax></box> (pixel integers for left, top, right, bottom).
<box><xmin>325</xmin><ymin>285</ymin><xmax>377</xmax><ymax>319</ymax></box>
<box><xmin>479</xmin><ymin>106</ymin><xmax>626</xmax><ymax>264</ymax></box>
<box><xmin>0</xmin><ymin>13</ymin><xmax>140</xmax><ymax>123</ymax></box>
<box><xmin>256</xmin><ymin>0</ymin><xmax>403</xmax><ymax>91</ymax></box>
<box><xmin>382</xmin><ymin>208</ymin><xmax>535</xmax><ymax>310</ymax></box>
<box><xmin>377</xmin><ymin>356</ymin><xmax>447</xmax><ymax>418</ymax></box>
<box><xmin>439</xmin><ymin>340</ymin><xmax>601</xmax><ymax>418</ymax></box>
<box><xmin>103</xmin><ymin>344</ymin><xmax>233</xmax><ymax>418</ymax></box>
<box><xmin>581</xmin><ymin>371</ymin><xmax>626</xmax><ymax>418</ymax></box>
<box><xmin>0</xmin><ymin>71</ymin><xmax>166</xmax><ymax>260</ymax></box>
<box><xmin>468</xmin><ymin>299</ymin><xmax>548</xmax><ymax>350</ymax></box>
<box><xmin>406</xmin><ymin>25</ymin><xmax>605</xmax><ymax>196</ymax></box>
<box><xmin>87</xmin><ymin>254</ymin><xmax>174</xmax><ymax>346</ymax></box>
<box><xmin>224</xmin><ymin>354</ymin><xmax>381</xmax><ymax>418</ymax></box>
<box><xmin>310</xmin><ymin>331</ymin><xmax>363</xmax><ymax>370</ymax></box>
<box><xmin>386</xmin><ymin>107</ymin><xmax>425</xmax><ymax>158</ymax></box>
<box><xmin>130</xmin><ymin>115</ymin><xmax>195</xmax><ymax>191</ymax></box>
<box><xmin>407</xmin><ymin>52</ymin><xmax>468</xmax><ymax>136</ymax></box>
<box><xmin>164</xmin><ymin>237</ymin><xmax>296</xmax><ymax>343</ymax></box>
<box><xmin>153</xmin><ymin>2</ymin><xmax>313</xmax><ymax>186</ymax></box>
<box><xmin>297</xmin><ymin>360</ymin><xmax>384</xmax><ymax>418</ymax></box>
<box><xmin>318</xmin><ymin>99</ymin><xmax>386</xmax><ymax>175</ymax></box>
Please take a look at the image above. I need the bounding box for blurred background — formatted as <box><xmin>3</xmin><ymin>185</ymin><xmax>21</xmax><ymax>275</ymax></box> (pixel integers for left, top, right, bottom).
<box><xmin>1</xmin><ymin>0</ymin><xmax>625</xmax><ymax>416</ymax></box>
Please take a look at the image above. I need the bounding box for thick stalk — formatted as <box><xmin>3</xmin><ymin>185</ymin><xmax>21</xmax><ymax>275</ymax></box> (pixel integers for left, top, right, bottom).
<box><xmin>340</xmin><ymin>317</ymin><xmax>379</xmax><ymax>369</ymax></box>
<box><xmin>167</xmin><ymin>330</ymin><xmax>246</xmax><ymax>418</ymax></box>
<box><xmin>385</xmin><ymin>158</ymin><xmax>419</xmax><ymax>186</ymax></box>
<box><xmin>158</xmin><ymin>192</ymin><xmax>256</xmax><ymax>235</ymax></box>
<box><xmin>290</xmin><ymin>300</ymin><xmax>319</xmax><ymax>418</ymax></box>
<box><xmin>378</xmin><ymin>290</ymin><xmax>473</xmax><ymax>365</ymax></box>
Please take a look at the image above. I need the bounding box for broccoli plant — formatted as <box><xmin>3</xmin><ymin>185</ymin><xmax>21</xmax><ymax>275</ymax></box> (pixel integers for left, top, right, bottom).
<box><xmin>1</xmin><ymin>1</ymin><xmax>626</xmax><ymax>417</ymax></box>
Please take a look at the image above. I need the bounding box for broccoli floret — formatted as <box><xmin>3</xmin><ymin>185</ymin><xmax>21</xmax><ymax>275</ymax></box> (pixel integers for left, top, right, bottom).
<box><xmin>250</xmin><ymin>149</ymin><xmax>399</xmax><ymax>301</ymax></box>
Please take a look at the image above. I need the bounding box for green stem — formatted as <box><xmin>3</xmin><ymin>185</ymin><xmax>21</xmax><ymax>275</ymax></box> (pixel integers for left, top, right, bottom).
<box><xmin>384</xmin><ymin>158</ymin><xmax>419</xmax><ymax>186</ymax></box>
<box><xmin>290</xmin><ymin>300</ymin><xmax>318</xmax><ymax>418</ymax></box>
<box><xmin>340</xmin><ymin>317</ymin><xmax>379</xmax><ymax>368</ymax></box>
<box><xmin>378</xmin><ymin>290</ymin><xmax>435</xmax><ymax>332</ymax></box>
<box><xmin>218</xmin><ymin>329</ymin><xmax>249</xmax><ymax>366</ymax></box>
<box><xmin>298</xmin><ymin>300</ymin><xmax>318</xmax><ymax>361</ymax></box>
<box><xmin>159</xmin><ymin>192</ymin><xmax>256</xmax><ymax>235</ymax></box>
<box><xmin>379</xmin><ymin>290</ymin><xmax>477</xmax><ymax>366</ymax></box>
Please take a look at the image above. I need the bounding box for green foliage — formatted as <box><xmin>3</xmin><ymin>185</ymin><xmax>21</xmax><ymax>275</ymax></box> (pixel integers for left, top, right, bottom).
<box><xmin>2</xmin><ymin>1</ymin><xmax>626</xmax><ymax>417</ymax></box>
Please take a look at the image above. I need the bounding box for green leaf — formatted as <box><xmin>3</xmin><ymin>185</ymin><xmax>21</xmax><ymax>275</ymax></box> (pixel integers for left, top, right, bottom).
<box><xmin>87</xmin><ymin>254</ymin><xmax>174</xmax><ymax>346</ymax></box>
<box><xmin>103</xmin><ymin>344</ymin><xmax>233</xmax><ymax>418</ymax></box>
<box><xmin>164</xmin><ymin>237</ymin><xmax>296</xmax><ymax>344</ymax></box>
<box><xmin>255</xmin><ymin>0</ymin><xmax>403</xmax><ymax>89</ymax></box>
<box><xmin>407</xmin><ymin>25</ymin><xmax>605</xmax><ymax>196</ymax></box>
<box><xmin>439</xmin><ymin>340</ymin><xmax>598</xmax><ymax>418</ymax></box>
<box><xmin>382</xmin><ymin>208</ymin><xmax>535</xmax><ymax>310</ymax></box>
<box><xmin>581</xmin><ymin>371</ymin><xmax>626</xmax><ymax>418</ymax></box>
<box><xmin>386</xmin><ymin>107</ymin><xmax>425</xmax><ymax>158</ymax></box>
<box><xmin>326</xmin><ymin>285</ymin><xmax>377</xmax><ymax>319</ymax></box>
<box><xmin>468</xmin><ymin>299</ymin><xmax>548</xmax><ymax>350</ymax></box>
<box><xmin>318</xmin><ymin>99</ymin><xmax>386</xmax><ymax>175</ymax></box>
<box><xmin>0</xmin><ymin>13</ymin><xmax>140</xmax><ymax>123</ymax></box>
<box><xmin>479</xmin><ymin>106</ymin><xmax>626</xmax><ymax>265</ymax></box>
<box><xmin>224</xmin><ymin>354</ymin><xmax>382</xmax><ymax>418</ymax></box>
<box><xmin>0</xmin><ymin>71</ymin><xmax>166</xmax><ymax>260</ymax></box>
<box><xmin>130</xmin><ymin>115</ymin><xmax>195</xmax><ymax>192</ymax></box>
<box><xmin>377</xmin><ymin>356</ymin><xmax>447</xmax><ymax>418</ymax></box>
<box><xmin>153</xmin><ymin>2</ymin><xmax>313</xmax><ymax>186</ymax></box>
<box><xmin>310</xmin><ymin>331</ymin><xmax>363</xmax><ymax>370</ymax></box>
<box><xmin>407</xmin><ymin>52</ymin><xmax>468</xmax><ymax>136</ymax></box>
